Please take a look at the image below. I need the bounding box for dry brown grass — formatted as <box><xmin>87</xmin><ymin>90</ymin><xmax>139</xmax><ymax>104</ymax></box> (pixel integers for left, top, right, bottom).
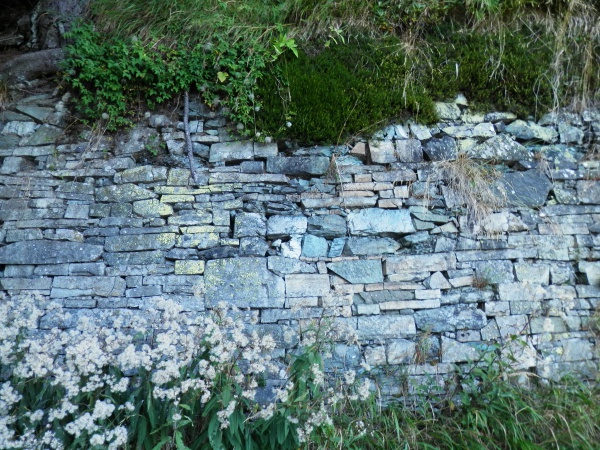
<box><xmin>431</xmin><ymin>152</ymin><xmax>507</xmax><ymax>233</ymax></box>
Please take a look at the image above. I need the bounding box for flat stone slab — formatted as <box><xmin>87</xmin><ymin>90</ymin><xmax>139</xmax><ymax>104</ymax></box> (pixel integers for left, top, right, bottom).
<box><xmin>469</xmin><ymin>134</ymin><xmax>530</xmax><ymax>162</ymax></box>
<box><xmin>285</xmin><ymin>274</ymin><xmax>330</xmax><ymax>297</ymax></box>
<box><xmin>266</xmin><ymin>156</ymin><xmax>330</xmax><ymax>175</ymax></box>
<box><xmin>357</xmin><ymin>315</ymin><xmax>416</xmax><ymax>339</ymax></box>
<box><xmin>343</xmin><ymin>237</ymin><xmax>400</xmax><ymax>255</ymax></box>
<box><xmin>497</xmin><ymin>170</ymin><xmax>552</xmax><ymax>208</ymax></box>
<box><xmin>506</xmin><ymin>120</ymin><xmax>558</xmax><ymax>142</ymax></box>
<box><xmin>209</xmin><ymin>140</ymin><xmax>254</xmax><ymax>162</ymax></box>
<box><xmin>424</xmin><ymin>136</ymin><xmax>457</xmax><ymax>161</ymax></box>
<box><xmin>96</xmin><ymin>184</ymin><xmax>156</xmax><ymax>202</ymax></box>
<box><xmin>307</xmin><ymin>215</ymin><xmax>347</xmax><ymax>238</ymax></box>
<box><xmin>21</xmin><ymin>124</ymin><xmax>63</xmax><ymax>146</ymax></box>
<box><xmin>105</xmin><ymin>233</ymin><xmax>177</xmax><ymax>252</ymax></box>
<box><xmin>327</xmin><ymin>259</ymin><xmax>383</xmax><ymax>284</ymax></box>
<box><xmin>267</xmin><ymin>215</ymin><xmax>307</xmax><ymax>238</ymax></box>
<box><xmin>0</xmin><ymin>240</ymin><xmax>103</xmax><ymax>264</ymax></box>
<box><xmin>204</xmin><ymin>257</ymin><xmax>285</xmax><ymax>308</ymax></box>
<box><xmin>385</xmin><ymin>253</ymin><xmax>456</xmax><ymax>273</ymax></box>
<box><xmin>347</xmin><ymin>208</ymin><xmax>416</xmax><ymax>236</ymax></box>
<box><xmin>414</xmin><ymin>305</ymin><xmax>487</xmax><ymax>332</ymax></box>
<box><xmin>51</xmin><ymin>276</ymin><xmax>126</xmax><ymax>298</ymax></box>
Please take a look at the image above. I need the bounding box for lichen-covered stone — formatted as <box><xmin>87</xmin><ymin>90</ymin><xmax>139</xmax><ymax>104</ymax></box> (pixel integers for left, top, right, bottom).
<box><xmin>133</xmin><ymin>199</ymin><xmax>173</xmax><ymax>217</ymax></box>
<box><xmin>0</xmin><ymin>241</ymin><xmax>103</xmax><ymax>264</ymax></box>
<box><xmin>357</xmin><ymin>315</ymin><xmax>416</xmax><ymax>339</ymax></box>
<box><xmin>105</xmin><ymin>234</ymin><xmax>177</xmax><ymax>252</ymax></box>
<box><xmin>327</xmin><ymin>260</ymin><xmax>383</xmax><ymax>284</ymax></box>
<box><xmin>347</xmin><ymin>208</ymin><xmax>415</xmax><ymax>236</ymax></box>
<box><xmin>205</xmin><ymin>257</ymin><xmax>285</xmax><ymax>308</ymax></box>
<box><xmin>96</xmin><ymin>184</ymin><xmax>156</xmax><ymax>202</ymax></box>
<box><xmin>267</xmin><ymin>215</ymin><xmax>307</xmax><ymax>238</ymax></box>
<box><xmin>266</xmin><ymin>156</ymin><xmax>330</xmax><ymax>175</ymax></box>
<box><xmin>51</xmin><ymin>276</ymin><xmax>126</xmax><ymax>298</ymax></box>
<box><xmin>414</xmin><ymin>305</ymin><xmax>487</xmax><ymax>332</ymax></box>
<box><xmin>285</xmin><ymin>274</ymin><xmax>330</xmax><ymax>297</ymax></box>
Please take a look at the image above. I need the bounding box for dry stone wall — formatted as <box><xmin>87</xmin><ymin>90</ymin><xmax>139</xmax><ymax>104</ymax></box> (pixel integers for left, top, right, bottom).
<box><xmin>1</xmin><ymin>87</ymin><xmax>599</xmax><ymax>392</ymax></box>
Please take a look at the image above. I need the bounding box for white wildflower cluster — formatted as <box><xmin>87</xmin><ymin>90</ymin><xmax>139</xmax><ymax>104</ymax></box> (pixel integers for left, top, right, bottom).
<box><xmin>0</xmin><ymin>294</ymin><xmax>282</xmax><ymax>449</ymax></box>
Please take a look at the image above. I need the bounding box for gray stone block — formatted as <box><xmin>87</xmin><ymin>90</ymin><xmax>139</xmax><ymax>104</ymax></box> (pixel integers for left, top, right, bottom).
<box><xmin>301</xmin><ymin>234</ymin><xmax>328</xmax><ymax>258</ymax></box>
<box><xmin>387</xmin><ymin>339</ymin><xmax>416</xmax><ymax>364</ymax></box>
<box><xmin>506</xmin><ymin>120</ymin><xmax>558</xmax><ymax>142</ymax></box>
<box><xmin>205</xmin><ymin>257</ymin><xmax>285</xmax><ymax>308</ymax></box>
<box><xmin>266</xmin><ymin>215</ymin><xmax>307</xmax><ymax>238</ymax></box>
<box><xmin>347</xmin><ymin>208</ymin><xmax>415</xmax><ymax>236</ymax></box>
<box><xmin>369</xmin><ymin>140</ymin><xmax>396</xmax><ymax>164</ymax></box>
<box><xmin>577</xmin><ymin>181</ymin><xmax>600</xmax><ymax>205</ymax></box>
<box><xmin>469</xmin><ymin>134</ymin><xmax>530</xmax><ymax>161</ymax></box>
<box><xmin>327</xmin><ymin>259</ymin><xmax>383</xmax><ymax>284</ymax></box>
<box><xmin>497</xmin><ymin>170</ymin><xmax>552</xmax><ymax>208</ymax></box>
<box><xmin>343</xmin><ymin>237</ymin><xmax>400</xmax><ymax>256</ymax></box>
<box><xmin>285</xmin><ymin>274</ymin><xmax>330</xmax><ymax>297</ymax></box>
<box><xmin>105</xmin><ymin>233</ymin><xmax>176</xmax><ymax>252</ymax></box>
<box><xmin>266</xmin><ymin>156</ymin><xmax>330</xmax><ymax>175</ymax></box>
<box><xmin>96</xmin><ymin>184</ymin><xmax>156</xmax><ymax>202</ymax></box>
<box><xmin>51</xmin><ymin>276</ymin><xmax>126</xmax><ymax>298</ymax></box>
<box><xmin>414</xmin><ymin>305</ymin><xmax>487</xmax><ymax>332</ymax></box>
<box><xmin>424</xmin><ymin>136</ymin><xmax>457</xmax><ymax>161</ymax></box>
<box><xmin>209</xmin><ymin>140</ymin><xmax>254</xmax><ymax>162</ymax></box>
<box><xmin>0</xmin><ymin>240</ymin><xmax>103</xmax><ymax>264</ymax></box>
<box><xmin>395</xmin><ymin>139</ymin><xmax>423</xmax><ymax>163</ymax></box>
<box><xmin>307</xmin><ymin>214</ymin><xmax>347</xmax><ymax>239</ymax></box>
<box><xmin>104</xmin><ymin>250</ymin><xmax>165</xmax><ymax>266</ymax></box>
<box><xmin>385</xmin><ymin>253</ymin><xmax>456</xmax><ymax>274</ymax></box>
<box><xmin>267</xmin><ymin>257</ymin><xmax>316</xmax><ymax>275</ymax></box>
<box><xmin>234</xmin><ymin>213</ymin><xmax>266</xmax><ymax>238</ymax></box>
<box><xmin>357</xmin><ymin>315</ymin><xmax>416</xmax><ymax>339</ymax></box>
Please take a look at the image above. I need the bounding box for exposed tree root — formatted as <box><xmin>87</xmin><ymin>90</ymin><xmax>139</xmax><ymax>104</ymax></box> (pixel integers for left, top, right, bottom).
<box><xmin>183</xmin><ymin>90</ymin><xmax>200</xmax><ymax>184</ymax></box>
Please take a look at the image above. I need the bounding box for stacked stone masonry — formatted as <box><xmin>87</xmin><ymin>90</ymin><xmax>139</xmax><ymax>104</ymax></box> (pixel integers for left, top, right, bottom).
<box><xmin>1</xmin><ymin>88</ymin><xmax>599</xmax><ymax>393</ymax></box>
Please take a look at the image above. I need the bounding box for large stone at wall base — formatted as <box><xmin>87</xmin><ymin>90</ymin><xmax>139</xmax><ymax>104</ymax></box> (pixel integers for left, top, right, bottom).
<box><xmin>0</xmin><ymin>240</ymin><xmax>103</xmax><ymax>264</ymax></box>
<box><xmin>496</xmin><ymin>170</ymin><xmax>552</xmax><ymax>208</ymax></box>
<box><xmin>204</xmin><ymin>257</ymin><xmax>285</xmax><ymax>308</ymax></box>
<box><xmin>414</xmin><ymin>305</ymin><xmax>487</xmax><ymax>332</ymax></box>
<box><xmin>347</xmin><ymin>208</ymin><xmax>416</xmax><ymax>236</ymax></box>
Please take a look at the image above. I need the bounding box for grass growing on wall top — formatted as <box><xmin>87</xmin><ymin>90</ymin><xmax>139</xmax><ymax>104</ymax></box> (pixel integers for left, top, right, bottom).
<box><xmin>63</xmin><ymin>0</ymin><xmax>600</xmax><ymax>141</ymax></box>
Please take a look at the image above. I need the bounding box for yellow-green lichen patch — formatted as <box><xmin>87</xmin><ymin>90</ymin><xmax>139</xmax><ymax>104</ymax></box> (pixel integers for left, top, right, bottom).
<box><xmin>133</xmin><ymin>199</ymin><xmax>173</xmax><ymax>217</ymax></box>
<box><xmin>174</xmin><ymin>260</ymin><xmax>205</xmax><ymax>275</ymax></box>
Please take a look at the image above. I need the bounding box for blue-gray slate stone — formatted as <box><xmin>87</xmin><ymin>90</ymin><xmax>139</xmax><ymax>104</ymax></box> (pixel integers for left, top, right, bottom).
<box><xmin>0</xmin><ymin>240</ymin><xmax>103</xmax><ymax>264</ymax></box>
<box><xmin>347</xmin><ymin>208</ymin><xmax>416</xmax><ymax>236</ymax></box>
<box><xmin>343</xmin><ymin>237</ymin><xmax>400</xmax><ymax>256</ymax></box>
<box><xmin>424</xmin><ymin>136</ymin><xmax>457</xmax><ymax>161</ymax></box>
<box><xmin>266</xmin><ymin>156</ymin><xmax>330</xmax><ymax>175</ymax></box>
<box><xmin>327</xmin><ymin>259</ymin><xmax>383</xmax><ymax>284</ymax></box>
<box><xmin>204</xmin><ymin>257</ymin><xmax>285</xmax><ymax>308</ymax></box>
<box><xmin>497</xmin><ymin>170</ymin><xmax>552</xmax><ymax>208</ymax></box>
<box><xmin>414</xmin><ymin>305</ymin><xmax>487</xmax><ymax>332</ymax></box>
<box><xmin>307</xmin><ymin>214</ymin><xmax>347</xmax><ymax>238</ymax></box>
<box><xmin>301</xmin><ymin>234</ymin><xmax>328</xmax><ymax>258</ymax></box>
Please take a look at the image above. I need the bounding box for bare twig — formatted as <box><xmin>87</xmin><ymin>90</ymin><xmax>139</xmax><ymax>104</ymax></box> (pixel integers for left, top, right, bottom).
<box><xmin>183</xmin><ymin>90</ymin><xmax>200</xmax><ymax>184</ymax></box>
